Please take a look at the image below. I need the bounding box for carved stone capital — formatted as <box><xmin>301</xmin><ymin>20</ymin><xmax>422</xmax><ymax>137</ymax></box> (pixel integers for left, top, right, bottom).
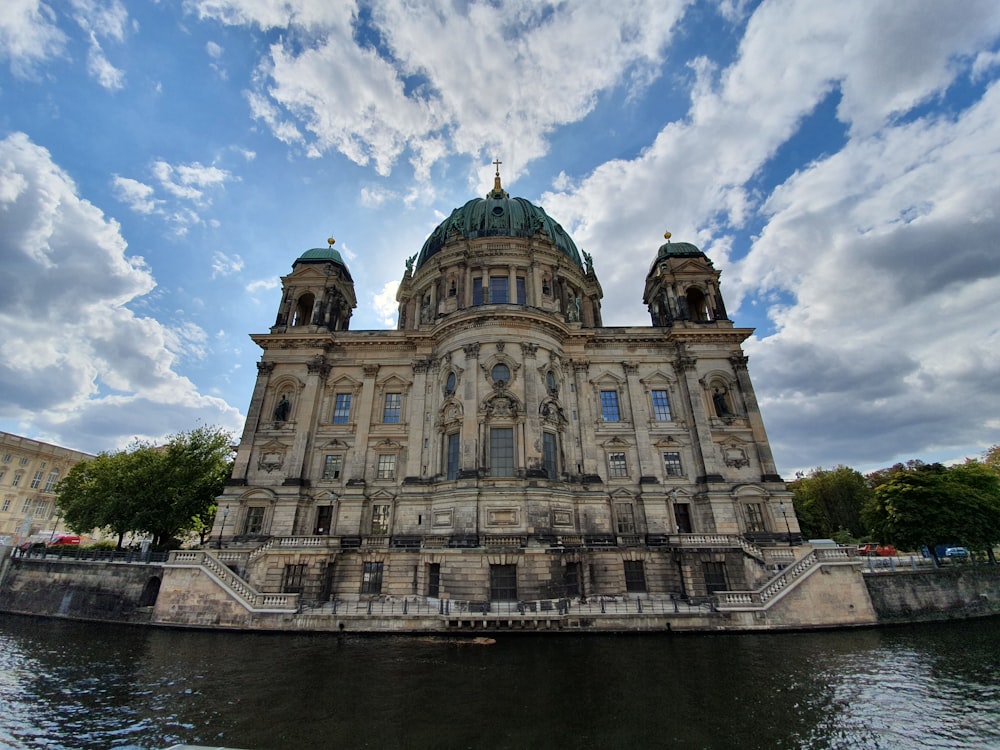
<box><xmin>463</xmin><ymin>343</ymin><xmax>480</xmax><ymax>359</ymax></box>
<box><xmin>256</xmin><ymin>361</ymin><xmax>275</xmax><ymax>374</ymax></box>
<box><xmin>363</xmin><ymin>364</ymin><xmax>380</xmax><ymax>378</ymax></box>
<box><xmin>730</xmin><ymin>352</ymin><xmax>750</xmax><ymax>370</ymax></box>
<box><xmin>520</xmin><ymin>342</ymin><xmax>538</xmax><ymax>358</ymax></box>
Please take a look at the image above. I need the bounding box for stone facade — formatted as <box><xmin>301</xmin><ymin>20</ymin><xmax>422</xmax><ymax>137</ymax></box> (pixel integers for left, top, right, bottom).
<box><xmin>0</xmin><ymin>431</ymin><xmax>93</xmax><ymax>541</ymax></box>
<box><xmin>210</xmin><ymin>170</ymin><xmax>801</xmax><ymax>610</ymax></box>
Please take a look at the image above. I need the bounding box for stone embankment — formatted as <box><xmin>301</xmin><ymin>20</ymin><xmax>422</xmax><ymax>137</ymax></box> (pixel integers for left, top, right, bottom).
<box><xmin>1</xmin><ymin>544</ymin><xmax>998</xmax><ymax>633</ymax></box>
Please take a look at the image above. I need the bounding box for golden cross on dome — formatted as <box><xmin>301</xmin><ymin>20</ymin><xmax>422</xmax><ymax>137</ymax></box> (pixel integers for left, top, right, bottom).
<box><xmin>493</xmin><ymin>158</ymin><xmax>502</xmax><ymax>175</ymax></box>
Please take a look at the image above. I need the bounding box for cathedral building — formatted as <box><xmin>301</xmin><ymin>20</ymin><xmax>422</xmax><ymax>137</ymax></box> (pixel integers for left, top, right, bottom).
<box><xmin>211</xmin><ymin>167</ymin><xmax>800</xmax><ymax>606</ymax></box>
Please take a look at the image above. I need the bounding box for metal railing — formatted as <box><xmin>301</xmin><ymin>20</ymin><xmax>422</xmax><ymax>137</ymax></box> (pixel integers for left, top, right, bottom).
<box><xmin>14</xmin><ymin>546</ymin><xmax>168</xmax><ymax>564</ymax></box>
<box><xmin>303</xmin><ymin>593</ymin><xmax>715</xmax><ymax>618</ymax></box>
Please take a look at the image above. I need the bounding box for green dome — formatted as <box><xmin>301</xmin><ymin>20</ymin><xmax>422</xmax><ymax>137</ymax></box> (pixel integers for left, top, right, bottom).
<box><xmin>416</xmin><ymin>194</ymin><xmax>583</xmax><ymax>269</ymax></box>
<box><xmin>656</xmin><ymin>240</ymin><xmax>703</xmax><ymax>258</ymax></box>
<box><xmin>295</xmin><ymin>245</ymin><xmax>352</xmax><ymax>280</ymax></box>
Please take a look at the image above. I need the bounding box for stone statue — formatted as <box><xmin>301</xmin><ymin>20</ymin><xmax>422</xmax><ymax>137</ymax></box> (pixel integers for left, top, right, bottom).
<box><xmin>274</xmin><ymin>394</ymin><xmax>291</xmax><ymax>422</ymax></box>
<box><xmin>568</xmin><ymin>296</ymin><xmax>581</xmax><ymax>322</ymax></box>
<box><xmin>405</xmin><ymin>254</ymin><xmax>416</xmax><ymax>274</ymax></box>
<box><xmin>712</xmin><ymin>388</ymin><xmax>730</xmax><ymax>417</ymax></box>
<box><xmin>583</xmin><ymin>250</ymin><xmax>593</xmax><ymax>273</ymax></box>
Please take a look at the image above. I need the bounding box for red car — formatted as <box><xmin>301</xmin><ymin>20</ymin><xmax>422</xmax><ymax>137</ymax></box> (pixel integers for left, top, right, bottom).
<box><xmin>48</xmin><ymin>535</ymin><xmax>81</xmax><ymax>546</ymax></box>
<box><xmin>857</xmin><ymin>543</ymin><xmax>897</xmax><ymax>557</ymax></box>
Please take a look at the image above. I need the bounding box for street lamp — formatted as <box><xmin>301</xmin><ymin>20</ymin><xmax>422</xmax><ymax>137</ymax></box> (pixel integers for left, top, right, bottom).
<box><xmin>778</xmin><ymin>501</ymin><xmax>792</xmax><ymax>546</ymax></box>
<box><xmin>216</xmin><ymin>504</ymin><xmax>230</xmax><ymax>549</ymax></box>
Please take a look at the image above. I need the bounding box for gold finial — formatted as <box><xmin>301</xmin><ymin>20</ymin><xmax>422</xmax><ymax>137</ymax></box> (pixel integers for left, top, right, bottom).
<box><xmin>327</xmin><ymin>237</ymin><xmax>336</xmax><ymax>247</ymax></box>
<box><xmin>663</xmin><ymin>231</ymin><xmax>672</xmax><ymax>241</ymax></box>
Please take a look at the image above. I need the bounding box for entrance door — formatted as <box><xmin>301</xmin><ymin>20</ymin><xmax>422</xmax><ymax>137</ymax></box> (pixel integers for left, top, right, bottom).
<box><xmin>563</xmin><ymin>562</ymin><xmax>581</xmax><ymax>597</ymax></box>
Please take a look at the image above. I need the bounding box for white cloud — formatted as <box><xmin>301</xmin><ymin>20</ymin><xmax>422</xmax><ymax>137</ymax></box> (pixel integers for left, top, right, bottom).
<box><xmin>0</xmin><ymin>132</ymin><xmax>243</xmax><ymax>452</ymax></box>
<box><xmin>211</xmin><ymin>250</ymin><xmax>244</xmax><ymax>278</ymax></box>
<box><xmin>0</xmin><ymin>0</ymin><xmax>68</xmax><ymax>76</ymax></box>
<box><xmin>112</xmin><ymin>175</ymin><xmax>160</xmax><ymax>214</ymax></box>
<box><xmin>371</xmin><ymin>279</ymin><xmax>399</xmax><ymax>328</ymax></box>
<box><xmin>196</xmin><ymin>0</ymin><xmax>687</xmax><ymax>180</ymax></box>
<box><xmin>71</xmin><ymin>0</ymin><xmax>129</xmax><ymax>90</ymax></box>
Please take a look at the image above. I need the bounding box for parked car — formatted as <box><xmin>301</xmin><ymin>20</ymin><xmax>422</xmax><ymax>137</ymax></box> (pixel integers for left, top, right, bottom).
<box><xmin>48</xmin><ymin>535</ymin><xmax>81</xmax><ymax>546</ymax></box>
<box><xmin>943</xmin><ymin>546</ymin><xmax>970</xmax><ymax>559</ymax></box>
<box><xmin>857</xmin><ymin>543</ymin><xmax>897</xmax><ymax>557</ymax></box>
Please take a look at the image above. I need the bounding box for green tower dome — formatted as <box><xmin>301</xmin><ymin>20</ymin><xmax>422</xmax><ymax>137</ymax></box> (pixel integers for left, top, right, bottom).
<box><xmin>416</xmin><ymin>169</ymin><xmax>583</xmax><ymax>269</ymax></box>
<box><xmin>295</xmin><ymin>240</ymin><xmax>353</xmax><ymax>281</ymax></box>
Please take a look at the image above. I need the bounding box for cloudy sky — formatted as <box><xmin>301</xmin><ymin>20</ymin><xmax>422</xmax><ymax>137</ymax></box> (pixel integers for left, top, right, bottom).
<box><xmin>2</xmin><ymin>0</ymin><xmax>999</xmax><ymax>478</ymax></box>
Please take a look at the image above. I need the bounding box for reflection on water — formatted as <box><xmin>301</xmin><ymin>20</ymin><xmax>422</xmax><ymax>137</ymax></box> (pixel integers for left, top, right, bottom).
<box><xmin>1</xmin><ymin>614</ymin><xmax>998</xmax><ymax>749</ymax></box>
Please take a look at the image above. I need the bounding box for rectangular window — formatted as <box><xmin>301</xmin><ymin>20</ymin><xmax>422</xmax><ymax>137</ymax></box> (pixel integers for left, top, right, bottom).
<box><xmin>600</xmin><ymin>390</ymin><xmax>620</xmax><ymax>421</ymax></box>
<box><xmin>615</xmin><ymin>503</ymin><xmax>636</xmax><ymax>533</ymax></box>
<box><xmin>1</xmin><ymin>454</ymin><xmax>10</xmax><ymax>463</ymax></box>
<box><xmin>542</xmin><ymin>432</ymin><xmax>557</xmax><ymax>479</ymax></box>
<box><xmin>704</xmin><ymin>562</ymin><xmax>728</xmax><ymax>594</ymax></box>
<box><xmin>244</xmin><ymin>506</ymin><xmax>265</xmax><ymax>535</ymax></box>
<box><xmin>489</xmin><ymin>276</ymin><xmax>509</xmax><ymax>303</ymax></box>
<box><xmin>564</xmin><ymin>562</ymin><xmax>581</xmax><ymax>597</ymax></box>
<box><xmin>376</xmin><ymin>455</ymin><xmax>396</xmax><ymax>480</ymax></box>
<box><xmin>370</xmin><ymin>504</ymin><xmax>390</xmax><ymax>535</ymax></box>
<box><xmin>489</xmin><ymin>564</ymin><xmax>518</xmax><ymax>601</ymax></box>
<box><xmin>516</xmin><ymin>277</ymin><xmax>526</xmax><ymax>305</ymax></box>
<box><xmin>608</xmin><ymin>452</ymin><xmax>628</xmax><ymax>478</ymax></box>
<box><xmin>282</xmin><ymin>563</ymin><xmax>306</xmax><ymax>594</ymax></box>
<box><xmin>623</xmin><ymin>560</ymin><xmax>646</xmax><ymax>593</ymax></box>
<box><xmin>651</xmin><ymin>390</ymin><xmax>671</xmax><ymax>420</ymax></box>
<box><xmin>32</xmin><ymin>499</ymin><xmax>48</xmax><ymax>517</ymax></box>
<box><xmin>382</xmin><ymin>393</ymin><xmax>402</xmax><ymax>423</ymax></box>
<box><xmin>489</xmin><ymin>427</ymin><xmax>515</xmax><ymax>477</ymax></box>
<box><xmin>663</xmin><ymin>452</ymin><xmax>683</xmax><ymax>477</ymax></box>
<box><xmin>361</xmin><ymin>561</ymin><xmax>384</xmax><ymax>594</ymax></box>
<box><xmin>472</xmin><ymin>277</ymin><xmax>484</xmax><ymax>305</ymax></box>
<box><xmin>30</xmin><ymin>471</ymin><xmax>43</xmax><ymax>489</ymax></box>
<box><xmin>12</xmin><ymin>473</ymin><xmax>22</xmax><ymax>487</ymax></box>
<box><xmin>322</xmin><ymin>454</ymin><xmax>343</xmax><ymax>480</ymax></box>
<box><xmin>18</xmin><ymin>457</ymin><xmax>29</xmax><ymax>466</ymax></box>
<box><xmin>0</xmin><ymin>471</ymin><xmax>5</xmax><ymax>483</ymax></box>
<box><xmin>446</xmin><ymin>433</ymin><xmax>460</xmax><ymax>480</ymax></box>
<box><xmin>21</xmin><ymin>498</ymin><xmax>31</xmax><ymax>513</ymax></box>
<box><xmin>427</xmin><ymin>563</ymin><xmax>441</xmax><ymax>598</ymax></box>
<box><xmin>746</xmin><ymin>503</ymin><xmax>765</xmax><ymax>532</ymax></box>
<box><xmin>1</xmin><ymin>498</ymin><xmax>10</xmax><ymax>512</ymax></box>
<box><xmin>332</xmin><ymin>393</ymin><xmax>352</xmax><ymax>424</ymax></box>
<box><xmin>43</xmin><ymin>470</ymin><xmax>59</xmax><ymax>493</ymax></box>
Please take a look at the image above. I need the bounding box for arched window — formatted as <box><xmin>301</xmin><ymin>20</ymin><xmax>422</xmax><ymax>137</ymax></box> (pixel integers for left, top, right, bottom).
<box><xmin>685</xmin><ymin>288</ymin><xmax>711</xmax><ymax>322</ymax></box>
<box><xmin>546</xmin><ymin>370</ymin><xmax>558</xmax><ymax>394</ymax></box>
<box><xmin>445</xmin><ymin>371</ymin><xmax>457</xmax><ymax>396</ymax></box>
<box><xmin>491</xmin><ymin>363</ymin><xmax>510</xmax><ymax>387</ymax></box>
<box><xmin>291</xmin><ymin>292</ymin><xmax>315</xmax><ymax>326</ymax></box>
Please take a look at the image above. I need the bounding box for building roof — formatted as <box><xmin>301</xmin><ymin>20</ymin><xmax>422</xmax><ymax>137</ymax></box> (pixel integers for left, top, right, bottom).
<box><xmin>294</xmin><ymin>241</ymin><xmax>353</xmax><ymax>280</ymax></box>
<box><xmin>416</xmin><ymin>170</ymin><xmax>583</xmax><ymax>269</ymax></box>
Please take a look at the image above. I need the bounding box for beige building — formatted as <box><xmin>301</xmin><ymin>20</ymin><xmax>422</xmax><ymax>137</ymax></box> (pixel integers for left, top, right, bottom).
<box><xmin>212</xmin><ymin>168</ymin><xmax>800</xmax><ymax>605</ymax></box>
<box><xmin>0</xmin><ymin>431</ymin><xmax>93</xmax><ymax>542</ymax></box>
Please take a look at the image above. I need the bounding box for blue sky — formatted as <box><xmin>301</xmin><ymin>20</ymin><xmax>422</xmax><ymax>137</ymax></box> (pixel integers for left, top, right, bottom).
<box><xmin>2</xmin><ymin>0</ymin><xmax>999</xmax><ymax>478</ymax></box>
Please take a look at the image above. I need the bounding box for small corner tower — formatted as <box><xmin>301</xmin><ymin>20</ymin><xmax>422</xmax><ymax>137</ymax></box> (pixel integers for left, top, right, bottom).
<box><xmin>642</xmin><ymin>232</ymin><xmax>729</xmax><ymax>328</ymax></box>
<box><xmin>273</xmin><ymin>238</ymin><xmax>357</xmax><ymax>332</ymax></box>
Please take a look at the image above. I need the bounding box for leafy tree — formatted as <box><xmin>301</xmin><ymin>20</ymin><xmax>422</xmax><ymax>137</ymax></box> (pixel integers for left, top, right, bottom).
<box><xmin>789</xmin><ymin>466</ymin><xmax>871</xmax><ymax>539</ymax></box>
<box><xmin>57</xmin><ymin>426</ymin><xmax>233</xmax><ymax>548</ymax></box>
<box><xmin>865</xmin><ymin>459</ymin><xmax>928</xmax><ymax>490</ymax></box>
<box><xmin>862</xmin><ymin>462</ymin><xmax>1000</xmax><ymax>560</ymax></box>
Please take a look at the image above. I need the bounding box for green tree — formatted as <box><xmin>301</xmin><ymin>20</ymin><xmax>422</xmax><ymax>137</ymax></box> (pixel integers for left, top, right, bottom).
<box><xmin>789</xmin><ymin>466</ymin><xmax>871</xmax><ymax>539</ymax></box>
<box><xmin>57</xmin><ymin>448</ymin><xmax>149</xmax><ymax>547</ymax></box>
<box><xmin>862</xmin><ymin>462</ymin><xmax>1000</xmax><ymax>560</ymax></box>
<box><xmin>57</xmin><ymin>426</ymin><xmax>233</xmax><ymax>548</ymax></box>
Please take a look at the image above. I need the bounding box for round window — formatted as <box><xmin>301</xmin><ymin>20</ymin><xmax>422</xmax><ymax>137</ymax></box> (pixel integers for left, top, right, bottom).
<box><xmin>491</xmin><ymin>363</ymin><xmax>510</xmax><ymax>385</ymax></box>
<box><xmin>492</xmin><ymin>206</ymin><xmax>504</xmax><ymax>216</ymax></box>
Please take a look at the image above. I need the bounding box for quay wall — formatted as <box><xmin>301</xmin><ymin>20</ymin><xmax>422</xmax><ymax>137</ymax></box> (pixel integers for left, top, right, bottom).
<box><xmin>0</xmin><ymin>551</ymin><xmax>162</xmax><ymax>624</ymax></box>
<box><xmin>2</xmin><ymin>548</ymin><xmax>999</xmax><ymax>632</ymax></box>
<box><xmin>862</xmin><ymin>566</ymin><xmax>1000</xmax><ymax>623</ymax></box>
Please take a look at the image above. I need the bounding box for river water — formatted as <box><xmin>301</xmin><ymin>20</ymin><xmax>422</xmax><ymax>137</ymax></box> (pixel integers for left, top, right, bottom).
<box><xmin>1</xmin><ymin>614</ymin><xmax>998</xmax><ymax>750</ymax></box>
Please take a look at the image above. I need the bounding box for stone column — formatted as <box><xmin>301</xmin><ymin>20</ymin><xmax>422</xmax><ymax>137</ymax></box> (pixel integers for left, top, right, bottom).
<box><xmin>461</xmin><ymin>343</ymin><xmax>480</xmax><ymax>473</ymax></box>
<box><xmin>570</xmin><ymin>359</ymin><xmax>592</xmax><ymax>476</ymax></box>
<box><xmin>407</xmin><ymin>359</ymin><xmax>431</xmax><ymax>478</ymax></box>
<box><xmin>351</xmin><ymin>364</ymin><xmax>380</xmax><ymax>481</ymax></box>
<box><xmin>622</xmin><ymin>362</ymin><xmax>650</xmax><ymax>478</ymax></box>
<box><xmin>676</xmin><ymin>352</ymin><xmax>723</xmax><ymax>481</ymax></box>
<box><xmin>731</xmin><ymin>352</ymin><xmax>780</xmax><ymax>480</ymax></box>
<box><xmin>283</xmin><ymin>356</ymin><xmax>330</xmax><ymax>485</ymax></box>
<box><xmin>231</xmin><ymin>361</ymin><xmax>273</xmax><ymax>481</ymax></box>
